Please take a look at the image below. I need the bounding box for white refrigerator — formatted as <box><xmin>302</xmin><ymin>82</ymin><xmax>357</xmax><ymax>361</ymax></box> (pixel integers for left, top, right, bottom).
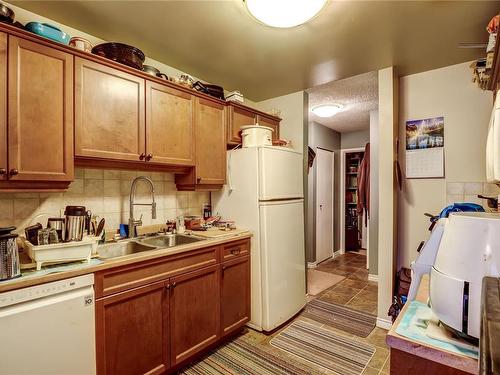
<box><xmin>213</xmin><ymin>146</ymin><xmax>306</xmax><ymax>332</ymax></box>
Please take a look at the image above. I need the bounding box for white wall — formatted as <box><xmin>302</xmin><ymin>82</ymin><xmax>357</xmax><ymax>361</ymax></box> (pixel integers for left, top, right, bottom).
<box><xmin>369</xmin><ymin>110</ymin><xmax>379</xmax><ymax>275</ymax></box>
<box><xmin>257</xmin><ymin>91</ymin><xmax>307</xmax><ymax>154</ymax></box>
<box><xmin>398</xmin><ymin>62</ymin><xmax>493</xmax><ymax>269</ymax></box>
<box><xmin>377</xmin><ymin>67</ymin><xmax>398</xmax><ymax>327</ymax></box>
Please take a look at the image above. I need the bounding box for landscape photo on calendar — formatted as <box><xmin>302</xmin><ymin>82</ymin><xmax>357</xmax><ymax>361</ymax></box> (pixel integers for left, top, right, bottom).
<box><xmin>406</xmin><ymin>116</ymin><xmax>445</xmax><ymax>150</ymax></box>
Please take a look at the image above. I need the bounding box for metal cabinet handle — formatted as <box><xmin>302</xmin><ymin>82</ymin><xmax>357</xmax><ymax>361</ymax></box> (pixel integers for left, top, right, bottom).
<box><xmin>0</xmin><ymin>168</ymin><xmax>6</xmax><ymax>175</ymax></box>
<box><xmin>230</xmin><ymin>248</ymin><xmax>241</xmax><ymax>255</ymax></box>
<box><xmin>171</xmin><ymin>281</ymin><xmax>177</xmax><ymax>288</ymax></box>
<box><xmin>146</xmin><ymin>153</ymin><xmax>153</xmax><ymax>161</ymax></box>
<box><xmin>139</xmin><ymin>153</ymin><xmax>146</xmax><ymax>160</ymax></box>
<box><xmin>222</xmin><ymin>265</ymin><xmax>227</xmax><ymax>271</ymax></box>
<box><xmin>9</xmin><ymin>169</ymin><xmax>18</xmax><ymax>176</ymax></box>
<box><xmin>166</xmin><ymin>283</ymin><xmax>170</xmax><ymax>289</ymax></box>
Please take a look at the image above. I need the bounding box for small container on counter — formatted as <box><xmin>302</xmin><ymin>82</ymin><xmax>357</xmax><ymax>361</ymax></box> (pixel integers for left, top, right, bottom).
<box><xmin>0</xmin><ymin>227</ymin><xmax>21</xmax><ymax>281</ymax></box>
<box><xmin>64</xmin><ymin>206</ymin><xmax>86</xmax><ymax>242</ymax></box>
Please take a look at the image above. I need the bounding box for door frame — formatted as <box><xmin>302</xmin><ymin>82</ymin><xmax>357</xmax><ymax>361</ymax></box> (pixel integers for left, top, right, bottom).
<box><xmin>315</xmin><ymin>147</ymin><xmax>335</xmax><ymax>264</ymax></box>
<box><xmin>340</xmin><ymin>147</ymin><xmax>368</xmax><ymax>259</ymax></box>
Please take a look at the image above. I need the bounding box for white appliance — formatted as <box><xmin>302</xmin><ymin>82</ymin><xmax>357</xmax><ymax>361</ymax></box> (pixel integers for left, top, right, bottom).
<box><xmin>0</xmin><ymin>274</ymin><xmax>96</xmax><ymax>374</ymax></box>
<box><xmin>486</xmin><ymin>89</ymin><xmax>500</xmax><ymax>183</ymax></box>
<box><xmin>409</xmin><ymin>213</ymin><xmax>500</xmax><ymax>339</ymax></box>
<box><xmin>241</xmin><ymin>125</ymin><xmax>273</xmax><ymax>147</ymax></box>
<box><xmin>213</xmin><ymin>146</ymin><xmax>306</xmax><ymax>332</ymax></box>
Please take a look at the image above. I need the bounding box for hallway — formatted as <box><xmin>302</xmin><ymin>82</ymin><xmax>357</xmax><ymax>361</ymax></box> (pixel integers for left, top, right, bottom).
<box><xmin>314</xmin><ymin>252</ymin><xmax>378</xmax><ymax>315</ymax></box>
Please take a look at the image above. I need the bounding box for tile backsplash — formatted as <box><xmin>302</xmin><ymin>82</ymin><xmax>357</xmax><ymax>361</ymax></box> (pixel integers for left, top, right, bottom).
<box><xmin>0</xmin><ymin>168</ymin><xmax>209</xmax><ymax>235</ymax></box>
<box><xmin>446</xmin><ymin>182</ymin><xmax>500</xmax><ymax>209</ymax></box>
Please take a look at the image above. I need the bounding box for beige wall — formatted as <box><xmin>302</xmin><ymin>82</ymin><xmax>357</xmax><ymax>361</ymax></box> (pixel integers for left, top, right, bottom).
<box><xmin>0</xmin><ymin>168</ymin><xmax>208</xmax><ymax>235</ymax></box>
<box><xmin>340</xmin><ymin>129</ymin><xmax>370</xmax><ymax>150</ymax></box>
<box><xmin>398</xmin><ymin>61</ymin><xmax>493</xmax><ymax>269</ymax></box>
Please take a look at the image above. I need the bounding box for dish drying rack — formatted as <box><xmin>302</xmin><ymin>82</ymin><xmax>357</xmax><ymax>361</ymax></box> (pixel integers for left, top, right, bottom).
<box><xmin>21</xmin><ymin>236</ymin><xmax>99</xmax><ymax>271</ymax></box>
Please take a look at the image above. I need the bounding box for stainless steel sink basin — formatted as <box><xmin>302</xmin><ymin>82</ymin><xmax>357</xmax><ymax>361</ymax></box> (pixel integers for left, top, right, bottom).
<box><xmin>140</xmin><ymin>234</ymin><xmax>203</xmax><ymax>248</ymax></box>
<box><xmin>97</xmin><ymin>241</ymin><xmax>157</xmax><ymax>259</ymax></box>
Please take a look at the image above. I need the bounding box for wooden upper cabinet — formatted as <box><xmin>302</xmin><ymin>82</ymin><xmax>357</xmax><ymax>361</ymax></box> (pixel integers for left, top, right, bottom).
<box><xmin>227</xmin><ymin>104</ymin><xmax>256</xmax><ymax>144</ymax></box>
<box><xmin>169</xmin><ymin>265</ymin><xmax>220</xmax><ymax>366</ymax></box>
<box><xmin>7</xmin><ymin>36</ymin><xmax>73</xmax><ymax>181</ymax></box>
<box><xmin>196</xmin><ymin>98</ymin><xmax>226</xmax><ymax>185</ymax></box>
<box><xmin>257</xmin><ymin>114</ymin><xmax>280</xmax><ymax>142</ymax></box>
<box><xmin>75</xmin><ymin>57</ymin><xmax>145</xmax><ymax>162</ymax></box>
<box><xmin>221</xmin><ymin>256</ymin><xmax>251</xmax><ymax>337</ymax></box>
<box><xmin>146</xmin><ymin>81</ymin><xmax>195</xmax><ymax>166</ymax></box>
<box><xmin>96</xmin><ymin>281</ymin><xmax>169</xmax><ymax>375</ymax></box>
<box><xmin>0</xmin><ymin>32</ymin><xmax>6</xmax><ymax>181</ymax></box>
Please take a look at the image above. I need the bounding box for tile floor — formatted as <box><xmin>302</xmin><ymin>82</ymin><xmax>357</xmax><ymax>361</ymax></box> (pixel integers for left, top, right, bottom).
<box><xmin>187</xmin><ymin>251</ymin><xmax>390</xmax><ymax>375</ymax></box>
<box><xmin>315</xmin><ymin>251</ymin><xmax>378</xmax><ymax>316</ymax></box>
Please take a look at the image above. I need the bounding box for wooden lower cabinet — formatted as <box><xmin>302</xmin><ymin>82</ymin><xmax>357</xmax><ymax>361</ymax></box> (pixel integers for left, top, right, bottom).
<box><xmin>170</xmin><ymin>264</ymin><xmax>220</xmax><ymax>366</ymax></box>
<box><xmin>95</xmin><ymin>239</ymin><xmax>250</xmax><ymax>374</ymax></box>
<box><xmin>221</xmin><ymin>256</ymin><xmax>250</xmax><ymax>336</ymax></box>
<box><xmin>95</xmin><ymin>280</ymin><xmax>169</xmax><ymax>375</ymax></box>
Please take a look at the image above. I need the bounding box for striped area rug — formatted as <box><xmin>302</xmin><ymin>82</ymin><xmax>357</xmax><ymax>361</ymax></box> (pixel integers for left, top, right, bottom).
<box><xmin>181</xmin><ymin>338</ymin><xmax>313</xmax><ymax>375</ymax></box>
<box><xmin>270</xmin><ymin>320</ymin><xmax>375</xmax><ymax>375</ymax></box>
<box><xmin>301</xmin><ymin>299</ymin><xmax>376</xmax><ymax>337</ymax></box>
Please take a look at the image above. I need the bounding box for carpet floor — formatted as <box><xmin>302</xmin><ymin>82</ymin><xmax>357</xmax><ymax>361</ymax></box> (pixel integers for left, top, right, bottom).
<box><xmin>270</xmin><ymin>320</ymin><xmax>375</xmax><ymax>375</ymax></box>
<box><xmin>180</xmin><ymin>337</ymin><xmax>313</xmax><ymax>375</ymax></box>
<box><xmin>301</xmin><ymin>298</ymin><xmax>376</xmax><ymax>337</ymax></box>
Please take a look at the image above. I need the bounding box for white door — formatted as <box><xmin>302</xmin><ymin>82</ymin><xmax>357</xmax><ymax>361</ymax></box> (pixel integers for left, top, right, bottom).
<box><xmin>259</xmin><ymin>199</ymin><xmax>306</xmax><ymax>331</ymax></box>
<box><xmin>258</xmin><ymin>147</ymin><xmax>304</xmax><ymax>200</ymax></box>
<box><xmin>316</xmin><ymin>148</ymin><xmax>334</xmax><ymax>264</ymax></box>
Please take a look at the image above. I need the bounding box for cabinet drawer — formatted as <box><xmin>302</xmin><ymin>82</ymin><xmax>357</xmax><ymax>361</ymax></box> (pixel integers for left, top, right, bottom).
<box><xmin>221</xmin><ymin>239</ymin><xmax>250</xmax><ymax>262</ymax></box>
<box><xmin>95</xmin><ymin>246</ymin><xmax>218</xmax><ymax>298</ymax></box>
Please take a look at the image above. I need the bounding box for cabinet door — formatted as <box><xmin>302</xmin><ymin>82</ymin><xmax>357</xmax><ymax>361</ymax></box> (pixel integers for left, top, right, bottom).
<box><xmin>195</xmin><ymin>98</ymin><xmax>226</xmax><ymax>185</ymax></box>
<box><xmin>146</xmin><ymin>81</ymin><xmax>194</xmax><ymax>165</ymax></box>
<box><xmin>8</xmin><ymin>36</ymin><xmax>73</xmax><ymax>181</ymax></box>
<box><xmin>257</xmin><ymin>115</ymin><xmax>280</xmax><ymax>142</ymax></box>
<box><xmin>170</xmin><ymin>265</ymin><xmax>220</xmax><ymax>366</ymax></box>
<box><xmin>221</xmin><ymin>256</ymin><xmax>250</xmax><ymax>337</ymax></box>
<box><xmin>75</xmin><ymin>57</ymin><xmax>145</xmax><ymax>162</ymax></box>
<box><xmin>0</xmin><ymin>32</ymin><xmax>6</xmax><ymax>180</ymax></box>
<box><xmin>96</xmin><ymin>281</ymin><xmax>169</xmax><ymax>375</ymax></box>
<box><xmin>228</xmin><ymin>105</ymin><xmax>256</xmax><ymax>144</ymax></box>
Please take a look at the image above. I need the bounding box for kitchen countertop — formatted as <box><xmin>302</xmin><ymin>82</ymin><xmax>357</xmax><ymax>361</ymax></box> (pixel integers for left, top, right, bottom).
<box><xmin>386</xmin><ymin>275</ymin><xmax>478</xmax><ymax>374</ymax></box>
<box><xmin>0</xmin><ymin>230</ymin><xmax>251</xmax><ymax>294</ymax></box>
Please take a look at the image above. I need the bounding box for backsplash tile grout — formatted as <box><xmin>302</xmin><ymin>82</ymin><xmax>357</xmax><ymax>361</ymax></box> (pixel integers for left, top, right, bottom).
<box><xmin>0</xmin><ymin>168</ymin><xmax>210</xmax><ymax>235</ymax></box>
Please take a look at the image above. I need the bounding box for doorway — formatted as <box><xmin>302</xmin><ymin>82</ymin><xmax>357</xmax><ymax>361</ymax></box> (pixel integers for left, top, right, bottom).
<box><xmin>315</xmin><ymin>148</ymin><xmax>334</xmax><ymax>264</ymax></box>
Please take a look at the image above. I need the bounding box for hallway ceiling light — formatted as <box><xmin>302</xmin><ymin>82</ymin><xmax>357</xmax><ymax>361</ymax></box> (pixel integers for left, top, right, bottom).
<box><xmin>311</xmin><ymin>104</ymin><xmax>344</xmax><ymax>117</ymax></box>
<box><xmin>244</xmin><ymin>0</ymin><xmax>327</xmax><ymax>28</ymax></box>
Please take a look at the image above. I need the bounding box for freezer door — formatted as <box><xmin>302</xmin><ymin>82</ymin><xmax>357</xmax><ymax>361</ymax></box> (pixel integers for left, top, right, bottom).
<box><xmin>259</xmin><ymin>199</ymin><xmax>306</xmax><ymax>331</ymax></box>
<box><xmin>258</xmin><ymin>147</ymin><xmax>304</xmax><ymax>200</ymax></box>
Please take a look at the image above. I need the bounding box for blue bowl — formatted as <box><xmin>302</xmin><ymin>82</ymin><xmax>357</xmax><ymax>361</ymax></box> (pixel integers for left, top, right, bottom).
<box><xmin>25</xmin><ymin>22</ymin><xmax>70</xmax><ymax>45</ymax></box>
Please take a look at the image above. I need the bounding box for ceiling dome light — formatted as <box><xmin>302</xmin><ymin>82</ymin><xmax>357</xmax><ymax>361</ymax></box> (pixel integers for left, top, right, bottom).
<box><xmin>311</xmin><ymin>104</ymin><xmax>343</xmax><ymax>117</ymax></box>
<box><xmin>245</xmin><ymin>0</ymin><xmax>327</xmax><ymax>28</ymax></box>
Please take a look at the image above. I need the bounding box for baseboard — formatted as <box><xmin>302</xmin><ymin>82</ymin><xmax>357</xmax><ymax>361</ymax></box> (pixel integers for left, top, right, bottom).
<box><xmin>307</xmin><ymin>262</ymin><xmax>318</xmax><ymax>269</ymax></box>
<box><xmin>368</xmin><ymin>274</ymin><xmax>378</xmax><ymax>283</ymax></box>
<box><xmin>333</xmin><ymin>249</ymin><xmax>344</xmax><ymax>258</ymax></box>
<box><xmin>376</xmin><ymin>317</ymin><xmax>393</xmax><ymax>330</ymax></box>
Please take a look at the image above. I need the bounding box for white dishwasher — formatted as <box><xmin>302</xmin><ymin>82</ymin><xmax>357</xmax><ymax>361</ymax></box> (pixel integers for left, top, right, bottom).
<box><xmin>0</xmin><ymin>274</ymin><xmax>96</xmax><ymax>375</ymax></box>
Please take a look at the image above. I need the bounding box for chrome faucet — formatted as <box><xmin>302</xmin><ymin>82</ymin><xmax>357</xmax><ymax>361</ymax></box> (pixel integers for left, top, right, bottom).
<box><xmin>128</xmin><ymin>176</ymin><xmax>156</xmax><ymax>238</ymax></box>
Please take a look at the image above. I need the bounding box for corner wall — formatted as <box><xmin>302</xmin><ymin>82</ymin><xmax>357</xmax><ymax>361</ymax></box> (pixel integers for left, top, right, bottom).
<box><xmin>398</xmin><ymin>62</ymin><xmax>493</xmax><ymax>269</ymax></box>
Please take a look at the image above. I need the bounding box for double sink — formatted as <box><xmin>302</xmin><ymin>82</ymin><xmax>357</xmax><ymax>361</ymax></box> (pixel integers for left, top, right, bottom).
<box><xmin>97</xmin><ymin>234</ymin><xmax>205</xmax><ymax>259</ymax></box>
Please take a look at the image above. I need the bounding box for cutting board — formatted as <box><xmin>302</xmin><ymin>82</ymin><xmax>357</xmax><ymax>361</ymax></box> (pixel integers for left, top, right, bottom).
<box><xmin>192</xmin><ymin>228</ymin><xmax>249</xmax><ymax>239</ymax></box>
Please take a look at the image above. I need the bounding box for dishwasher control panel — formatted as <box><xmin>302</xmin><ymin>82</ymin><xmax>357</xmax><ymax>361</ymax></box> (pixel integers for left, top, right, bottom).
<box><xmin>0</xmin><ymin>274</ymin><xmax>94</xmax><ymax>308</ymax></box>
